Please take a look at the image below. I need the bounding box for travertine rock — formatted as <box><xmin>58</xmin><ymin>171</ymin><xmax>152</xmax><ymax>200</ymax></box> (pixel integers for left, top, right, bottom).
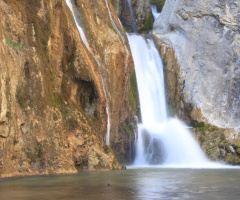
<box><xmin>0</xmin><ymin>0</ymin><xmax>138</xmax><ymax>177</ymax></box>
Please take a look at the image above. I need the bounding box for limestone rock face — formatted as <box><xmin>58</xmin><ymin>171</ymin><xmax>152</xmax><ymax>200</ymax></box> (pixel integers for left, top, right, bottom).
<box><xmin>0</xmin><ymin>0</ymin><xmax>138</xmax><ymax>177</ymax></box>
<box><xmin>153</xmin><ymin>0</ymin><xmax>240</xmax><ymax>129</ymax></box>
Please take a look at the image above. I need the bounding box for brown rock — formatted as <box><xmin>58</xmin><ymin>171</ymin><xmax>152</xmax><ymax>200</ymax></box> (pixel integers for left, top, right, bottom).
<box><xmin>0</xmin><ymin>0</ymin><xmax>137</xmax><ymax>177</ymax></box>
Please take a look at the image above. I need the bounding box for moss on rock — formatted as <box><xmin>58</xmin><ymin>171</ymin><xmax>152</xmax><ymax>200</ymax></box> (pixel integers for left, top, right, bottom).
<box><xmin>139</xmin><ymin>10</ymin><xmax>154</xmax><ymax>34</ymax></box>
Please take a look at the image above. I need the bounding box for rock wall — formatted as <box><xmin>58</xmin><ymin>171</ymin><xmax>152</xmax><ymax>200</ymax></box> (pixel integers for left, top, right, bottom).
<box><xmin>0</xmin><ymin>0</ymin><xmax>138</xmax><ymax>177</ymax></box>
<box><xmin>153</xmin><ymin>0</ymin><xmax>240</xmax><ymax>164</ymax></box>
<box><xmin>153</xmin><ymin>0</ymin><xmax>240</xmax><ymax>129</ymax></box>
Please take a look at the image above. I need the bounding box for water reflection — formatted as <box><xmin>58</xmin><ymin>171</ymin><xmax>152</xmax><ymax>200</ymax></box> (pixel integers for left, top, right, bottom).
<box><xmin>1</xmin><ymin>168</ymin><xmax>240</xmax><ymax>200</ymax></box>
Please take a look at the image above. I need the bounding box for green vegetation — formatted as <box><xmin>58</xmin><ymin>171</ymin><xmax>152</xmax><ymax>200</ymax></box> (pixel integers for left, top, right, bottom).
<box><xmin>191</xmin><ymin>120</ymin><xmax>209</xmax><ymax>131</ymax></box>
<box><xmin>150</xmin><ymin>0</ymin><xmax>166</xmax><ymax>12</ymax></box>
<box><xmin>5</xmin><ymin>39</ymin><xmax>23</xmax><ymax>49</ymax></box>
<box><xmin>105</xmin><ymin>145</ymin><xmax>115</xmax><ymax>157</ymax></box>
<box><xmin>6</xmin><ymin>112</ymin><xmax>11</xmax><ymax>119</ymax></box>
<box><xmin>220</xmin><ymin>133</ymin><xmax>225</xmax><ymax>141</ymax></box>
<box><xmin>225</xmin><ymin>155</ymin><xmax>240</xmax><ymax>165</ymax></box>
<box><xmin>25</xmin><ymin>0</ymin><xmax>52</xmax><ymax>63</ymax></box>
<box><xmin>108</xmin><ymin>22</ymin><xmax>116</xmax><ymax>33</ymax></box>
<box><xmin>105</xmin><ymin>145</ymin><xmax>120</xmax><ymax>170</ymax></box>
<box><xmin>136</xmin><ymin>107</ymin><xmax>142</xmax><ymax>123</ymax></box>
<box><xmin>122</xmin><ymin>122</ymin><xmax>134</xmax><ymax>135</ymax></box>
<box><xmin>199</xmin><ymin>135</ymin><xmax>205</xmax><ymax>143</ymax></box>
<box><xmin>129</xmin><ymin>72</ymin><xmax>139</xmax><ymax>111</ymax></box>
<box><xmin>47</xmin><ymin>65</ymin><xmax>59</xmax><ymax>108</ymax></box>
<box><xmin>16</xmin><ymin>88</ymin><xmax>29</xmax><ymax>109</ymax></box>
<box><xmin>128</xmin><ymin>71</ymin><xmax>141</xmax><ymax>121</ymax></box>
<box><xmin>139</xmin><ymin>10</ymin><xmax>153</xmax><ymax>34</ymax></box>
<box><xmin>129</xmin><ymin>87</ymin><xmax>136</xmax><ymax>109</ymax></box>
<box><xmin>112</xmin><ymin>162</ymin><xmax>116</xmax><ymax>170</ymax></box>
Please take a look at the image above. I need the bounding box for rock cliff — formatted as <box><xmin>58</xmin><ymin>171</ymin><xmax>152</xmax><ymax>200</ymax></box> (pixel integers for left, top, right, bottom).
<box><xmin>153</xmin><ymin>0</ymin><xmax>240</xmax><ymax>129</ymax></box>
<box><xmin>153</xmin><ymin>0</ymin><xmax>240</xmax><ymax>163</ymax></box>
<box><xmin>0</xmin><ymin>0</ymin><xmax>139</xmax><ymax>177</ymax></box>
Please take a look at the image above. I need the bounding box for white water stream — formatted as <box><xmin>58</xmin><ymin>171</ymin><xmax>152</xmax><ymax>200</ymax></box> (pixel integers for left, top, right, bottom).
<box><xmin>66</xmin><ymin>0</ymin><xmax>89</xmax><ymax>50</ymax></box>
<box><xmin>66</xmin><ymin>0</ymin><xmax>131</xmax><ymax>146</ymax></box>
<box><xmin>126</xmin><ymin>0</ymin><xmax>136</xmax><ymax>32</ymax></box>
<box><xmin>151</xmin><ymin>5</ymin><xmax>160</xmax><ymax>20</ymax></box>
<box><xmin>127</xmin><ymin>34</ymin><xmax>227</xmax><ymax>168</ymax></box>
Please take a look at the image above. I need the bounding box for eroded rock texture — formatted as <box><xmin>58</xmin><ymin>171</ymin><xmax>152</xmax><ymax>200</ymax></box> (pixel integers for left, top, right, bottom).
<box><xmin>153</xmin><ymin>0</ymin><xmax>240</xmax><ymax>129</ymax></box>
<box><xmin>0</xmin><ymin>0</ymin><xmax>139</xmax><ymax>177</ymax></box>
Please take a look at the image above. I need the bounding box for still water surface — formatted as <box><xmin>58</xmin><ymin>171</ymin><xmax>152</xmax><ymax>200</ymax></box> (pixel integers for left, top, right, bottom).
<box><xmin>0</xmin><ymin>168</ymin><xmax>240</xmax><ymax>200</ymax></box>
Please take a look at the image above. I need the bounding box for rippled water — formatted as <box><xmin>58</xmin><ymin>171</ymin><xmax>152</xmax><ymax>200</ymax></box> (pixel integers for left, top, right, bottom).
<box><xmin>1</xmin><ymin>168</ymin><xmax>240</xmax><ymax>200</ymax></box>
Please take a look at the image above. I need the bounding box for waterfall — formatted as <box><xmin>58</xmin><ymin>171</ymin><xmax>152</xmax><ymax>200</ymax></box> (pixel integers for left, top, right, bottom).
<box><xmin>127</xmin><ymin>34</ymin><xmax>222</xmax><ymax>168</ymax></box>
<box><xmin>151</xmin><ymin>5</ymin><xmax>160</xmax><ymax>20</ymax></box>
<box><xmin>105</xmin><ymin>106</ymin><xmax>111</xmax><ymax>146</ymax></box>
<box><xmin>126</xmin><ymin>0</ymin><xmax>136</xmax><ymax>32</ymax></box>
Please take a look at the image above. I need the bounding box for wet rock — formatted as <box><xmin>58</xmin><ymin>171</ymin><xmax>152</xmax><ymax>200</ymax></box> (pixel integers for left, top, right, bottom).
<box><xmin>228</xmin><ymin>145</ymin><xmax>236</xmax><ymax>154</ymax></box>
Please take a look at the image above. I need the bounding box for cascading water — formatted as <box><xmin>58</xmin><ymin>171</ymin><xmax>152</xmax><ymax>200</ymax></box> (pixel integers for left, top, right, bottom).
<box><xmin>66</xmin><ymin>0</ymin><xmax>227</xmax><ymax>167</ymax></box>
<box><xmin>151</xmin><ymin>5</ymin><xmax>160</xmax><ymax>20</ymax></box>
<box><xmin>127</xmin><ymin>34</ymin><xmax>224</xmax><ymax>168</ymax></box>
<box><xmin>126</xmin><ymin>0</ymin><xmax>136</xmax><ymax>32</ymax></box>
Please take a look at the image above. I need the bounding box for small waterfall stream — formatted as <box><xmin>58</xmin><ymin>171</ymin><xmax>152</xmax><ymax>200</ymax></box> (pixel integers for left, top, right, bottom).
<box><xmin>151</xmin><ymin>5</ymin><xmax>160</xmax><ymax>20</ymax></box>
<box><xmin>126</xmin><ymin>0</ymin><xmax>136</xmax><ymax>32</ymax></box>
<box><xmin>65</xmin><ymin>0</ymin><xmax>89</xmax><ymax>50</ymax></box>
<box><xmin>66</xmin><ymin>0</ymin><xmax>112</xmax><ymax>145</ymax></box>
